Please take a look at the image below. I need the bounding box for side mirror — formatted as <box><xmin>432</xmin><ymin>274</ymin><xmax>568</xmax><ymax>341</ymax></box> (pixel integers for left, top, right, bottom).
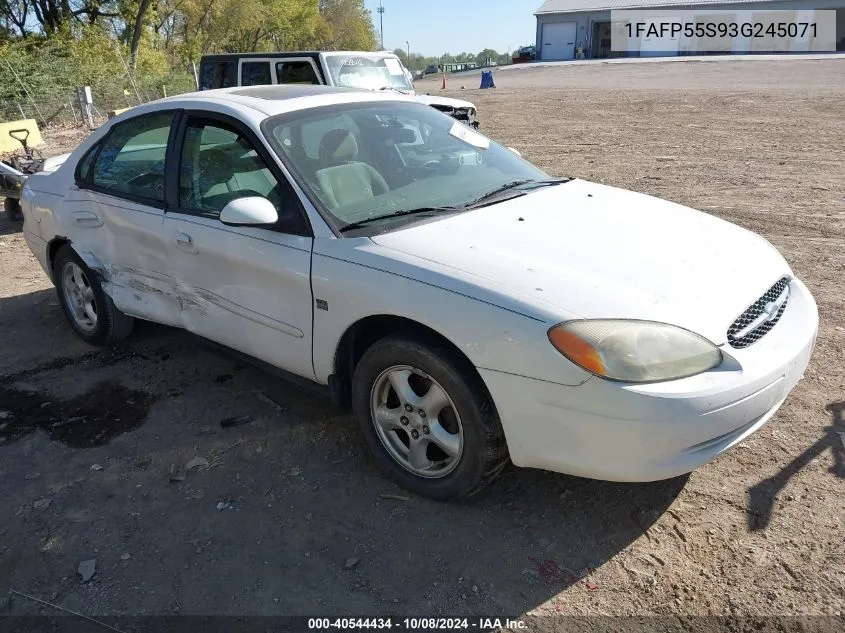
<box><xmin>507</xmin><ymin>147</ymin><xmax>522</xmax><ymax>157</ymax></box>
<box><xmin>219</xmin><ymin>196</ymin><xmax>278</xmax><ymax>227</ymax></box>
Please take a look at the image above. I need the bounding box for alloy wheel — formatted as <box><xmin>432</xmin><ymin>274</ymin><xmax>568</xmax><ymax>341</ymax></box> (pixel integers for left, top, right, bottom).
<box><xmin>62</xmin><ymin>261</ymin><xmax>98</xmax><ymax>333</ymax></box>
<box><xmin>370</xmin><ymin>365</ymin><xmax>464</xmax><ymax>478</ymax></box>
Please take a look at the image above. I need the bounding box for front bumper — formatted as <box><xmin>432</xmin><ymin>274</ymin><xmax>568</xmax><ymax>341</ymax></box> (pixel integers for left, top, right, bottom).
<box><xmin>481</xmin><ymin>278</ymin><xmax>819</xmax><ymax>482</ymax></box>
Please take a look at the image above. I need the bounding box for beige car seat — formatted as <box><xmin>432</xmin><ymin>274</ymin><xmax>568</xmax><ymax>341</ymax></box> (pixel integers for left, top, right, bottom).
<box><xmin>314</xmin><ymin>129</ymin><xmax>389</xmax><ymax>210</ymax></box>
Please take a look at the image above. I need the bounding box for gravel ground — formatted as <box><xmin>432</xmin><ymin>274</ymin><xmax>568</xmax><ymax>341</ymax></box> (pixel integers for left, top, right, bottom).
<box><xmin>0</xmin><ymin>58</ymin><xmax>843</xmax><ymax>630</ymax></box>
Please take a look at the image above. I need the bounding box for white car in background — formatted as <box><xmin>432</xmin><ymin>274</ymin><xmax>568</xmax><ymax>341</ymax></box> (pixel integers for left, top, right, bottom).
<box><xmin>20</xmin><ymin>85</ymin><xmax>818</xmax><ymax>499</ymax></box>
<box><xmin>199</xmin><ymin>50</ymin><xmax>481</xmax><ymax>129</ymax></box>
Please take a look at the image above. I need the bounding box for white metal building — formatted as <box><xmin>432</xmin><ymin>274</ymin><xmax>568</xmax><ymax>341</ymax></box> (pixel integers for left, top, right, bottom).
<box><xmin>535</xmin><ymin>0</ymin><xmax>845</xmax><ymax>59</ymax></box>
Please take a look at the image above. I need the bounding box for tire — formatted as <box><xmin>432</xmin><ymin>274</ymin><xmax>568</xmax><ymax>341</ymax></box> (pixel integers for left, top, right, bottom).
<box><xmin>352</xmin><ymin>332</ymin><xmax>509</xmax><ymax>500</ymax></box>
<box><xmin>53</xmin><ymin>245</ymin><xmax>134</xmax><ymax>346</ymax></box>
<box><xmin>3</xmin><ymin>197</ymin><xmax>22</xmax><ymax>222</ymax></box>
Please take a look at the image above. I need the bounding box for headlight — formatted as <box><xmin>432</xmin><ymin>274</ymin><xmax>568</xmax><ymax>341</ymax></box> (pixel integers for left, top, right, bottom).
<box><xmin>548</xmin><ymin>320</ymin><xmax>722</xmax><ymax>383</ymax></box>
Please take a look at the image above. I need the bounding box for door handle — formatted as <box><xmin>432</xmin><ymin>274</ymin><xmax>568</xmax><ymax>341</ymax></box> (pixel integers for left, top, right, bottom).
<box><xmin>175</xmin><ymin>231</ymin><xmax>198</xmax><ymax>254</ymax></box>
<box><xmin>72</xmin><ymin>211</ymin><xmax>103</xmax><ymax>228</ymax></box>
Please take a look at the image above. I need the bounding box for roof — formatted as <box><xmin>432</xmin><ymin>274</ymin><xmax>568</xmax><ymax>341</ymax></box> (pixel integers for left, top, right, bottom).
<box><xmin>200</xmin><ymin>50</ymin><xmax>398</xmax><ymax>60</ymax></box>
<box><xmin>322</xmin><ymin>51</ymin><xmax>399</xmax><ymax>57</ymax></box>
<box><xmin>200</xmin><ymin>51</ymin><xmax>321</xmax><ymax>60</ymax></box>
<box><xmin>152</xmin><ymin>84</ymin><xmax>413</xmax><ymax>118</ymax></box>
<box><xmin>536</xmin><ymin>0</ymin><xmax>776</xmax><ymax>13</ymax></box>
<box><xmin>230</xmin><ymin>85</ymin><xmax>353</xmax><ymax>100</ymax></box>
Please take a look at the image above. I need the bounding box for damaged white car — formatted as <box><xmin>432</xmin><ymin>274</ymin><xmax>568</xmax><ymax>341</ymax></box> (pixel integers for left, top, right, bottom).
<box><xmin>21</xmin><ymin>85</ymin><xmax>818</xmax><ymax>499</ymax></box>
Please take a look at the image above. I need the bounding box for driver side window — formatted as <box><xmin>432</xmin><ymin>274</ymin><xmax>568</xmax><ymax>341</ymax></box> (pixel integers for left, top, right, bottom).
<box><xmin>90</xmin><ymin>112</ymin><xmax>174</xmax><ymax>203</ymax></box>
<box><xmin>178</xmin><ymin>121</ymin><xmax>276</xmax><ymax>218</ymax></box>
<box><xmin>178</xmin><ymin>118</ymin><xmax>309</xmax><ymax>235</ymax></box>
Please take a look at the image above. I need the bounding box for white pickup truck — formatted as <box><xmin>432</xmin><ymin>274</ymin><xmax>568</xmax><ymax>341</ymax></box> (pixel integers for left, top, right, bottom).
<box><xmin>199</xmin><ymin>50</ymin><xmax>480</xmax><ymax>128</ymax></box>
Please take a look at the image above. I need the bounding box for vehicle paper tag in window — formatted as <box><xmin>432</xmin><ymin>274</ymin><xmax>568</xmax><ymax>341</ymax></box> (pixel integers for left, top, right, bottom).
<box><xmin>449</xmin><ymin>121</ymin><xmax>489</xmax><ymax>150</ymax></box>
<box><xmin>384</xmin><ymin>58</ymin><xmax>405</xmax><ymax>75</ymax></box>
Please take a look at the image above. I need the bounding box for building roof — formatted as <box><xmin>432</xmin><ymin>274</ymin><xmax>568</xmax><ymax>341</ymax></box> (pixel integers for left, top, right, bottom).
<box><xmin>536</xmin><ymin>0</ymin><xmax>773</xmax><ymax>13</ymax></box>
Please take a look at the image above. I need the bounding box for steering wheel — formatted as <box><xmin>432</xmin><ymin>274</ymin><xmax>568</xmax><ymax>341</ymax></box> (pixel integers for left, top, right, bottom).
<box><xmin>420</xmin><ymin>153</ymin><xmax>461</xmax><ymax>176</ymax></box>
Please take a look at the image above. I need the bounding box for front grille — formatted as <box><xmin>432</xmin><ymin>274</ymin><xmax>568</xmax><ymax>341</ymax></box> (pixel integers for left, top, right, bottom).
<box><xmin>431</xmin><ymin>105</ymin><xmax>476</xmax><ymax>125</ymax></box>
<box><xmin>727</xmin><ymin>277</ymin><xmax>790</xmax><ymax>349</ymax></box>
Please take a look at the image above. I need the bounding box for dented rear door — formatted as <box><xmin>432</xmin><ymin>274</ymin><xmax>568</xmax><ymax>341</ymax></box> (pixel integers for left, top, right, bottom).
<box><xmin>74</xmin><ymin>110</ymin><xmax>182</xmax><ymax>326</ymax></box>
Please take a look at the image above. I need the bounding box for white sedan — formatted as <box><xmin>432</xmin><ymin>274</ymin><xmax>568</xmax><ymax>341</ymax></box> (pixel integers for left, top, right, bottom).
<box><xmin>21</xmin><ymin>85</ymin><xmax>818</xmax><ymax>499</ymax></box>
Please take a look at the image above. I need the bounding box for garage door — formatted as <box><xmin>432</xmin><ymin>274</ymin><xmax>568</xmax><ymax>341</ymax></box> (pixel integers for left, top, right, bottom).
<box><xmin>542</xmin><ymin>22</ymin><xmax>577</xmax><ymax>60</ymax></box>
<box><xmin>639</xmin><ymin>16</ymin><xmax>681</xmax><ymax>57</ymax></box>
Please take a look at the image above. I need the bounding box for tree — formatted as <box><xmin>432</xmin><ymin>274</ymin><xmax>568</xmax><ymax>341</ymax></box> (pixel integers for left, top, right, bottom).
<box><xmin>266</xmin><ymin>0</ymin><xmax>324</xmax><ymax>51</ymax></box>
<box><xmin>475</xmin><ymin>48</ymin><xmax>498</xmax><ymax>66</ymax></box>
<box><xmin>172</xmin><ymin>0</ymin><xmax>373</xmax><ymax>58</ymax></box>
<box><xmin>0</xmin><ymin>0</ymin><xmax>385</xmax><ymax>125</ymax></box>
<box><xmin>407</xmin><ymin>53</ymin><xmax>428</xmax><ymax>71</ymax></box>
<box><xmin>317</xmin><ymin>0</ymin><xmax>376</xmax><ymax>51</ymax></box>
<box><xmin>0</xmin><ymin>0</ymin><xmax>30</xmax><ymax>37</ymax></box>
<box><xmin>129</xmin><ymin>0</ymin><xmax>154</xmax><ymax>71</ymax></box>
<box><xmin>392</xmin><ymin>47</ymin><xmax>407</xmax><ymax>65</ymax></box>
<box><xmin>22</xmin><ymin>0</ymin><xmax>121</xmax><ymax>33</ymax></box>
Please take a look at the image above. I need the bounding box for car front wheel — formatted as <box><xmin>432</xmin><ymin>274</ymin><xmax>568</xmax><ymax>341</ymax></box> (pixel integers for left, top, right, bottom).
<box><xmin>352</xmin><ymin>333</ymin><xmax>509</xmax><ymax>500</ymax></box>
<box><xmin>54</xmin><ymin>245</ymin><xmax>134</xmax><ymax>346</ymax></box>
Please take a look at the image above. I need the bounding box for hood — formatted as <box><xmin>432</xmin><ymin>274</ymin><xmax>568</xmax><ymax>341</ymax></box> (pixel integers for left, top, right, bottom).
<box><xmin>371</xmin><ymin>179</ymin><xmax>791</xmax><ymax>344</ymax></box>
<box><xmin>411</xmin><ymin>94</ymin><xmax>477</xmax><ymax>112</ymax></box>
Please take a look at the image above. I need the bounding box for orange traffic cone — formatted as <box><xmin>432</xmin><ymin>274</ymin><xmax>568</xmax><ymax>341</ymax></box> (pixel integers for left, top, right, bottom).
<box><xmin>440</xmin><ymin>72</ymin><xmax>447</xmax><ymax>91</ymax></box>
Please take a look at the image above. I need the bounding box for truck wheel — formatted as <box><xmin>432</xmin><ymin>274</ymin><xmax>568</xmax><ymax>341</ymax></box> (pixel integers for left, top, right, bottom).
<box><xmin>3</xmin><ymin>197</ymin><xmax>23</xmax><ymax>222</ymax></box>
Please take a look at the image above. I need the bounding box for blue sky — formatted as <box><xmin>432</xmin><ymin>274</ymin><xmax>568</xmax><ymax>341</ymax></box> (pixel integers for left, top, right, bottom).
<box><xmin>362</xmin><ymin>0</ymin><xmax>537</xmax><ymax>56</ymax></box>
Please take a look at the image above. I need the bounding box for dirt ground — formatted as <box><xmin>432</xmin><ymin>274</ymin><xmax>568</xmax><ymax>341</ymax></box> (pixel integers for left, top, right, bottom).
<box><xmin>1</xmin><ymin>58</ymin><xmax>844</xmax><ymax>629</ymax></box>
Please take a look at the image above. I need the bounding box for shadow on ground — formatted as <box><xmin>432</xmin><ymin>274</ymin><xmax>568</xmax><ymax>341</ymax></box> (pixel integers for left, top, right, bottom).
<box><xmin>746</xmin><ymin>401</ymin><xmax>845</xmax><ymax>530</ymax></box>
<box><xmin>0</xmin><ymin>210</ymin><xmax>23</xmax><ymax>236</ymax></box>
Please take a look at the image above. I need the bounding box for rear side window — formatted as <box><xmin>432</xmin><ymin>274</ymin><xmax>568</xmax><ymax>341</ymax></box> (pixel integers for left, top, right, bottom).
<box><xmin>75</xmin><ymin>140</ymin><xmax>102</xmax><ymax>183</ymax></box>
<box><xmin>201</xmin><ymin>60</ymin><xmax>236</xmax><ymax>90</ymax></box>
<box><xmin>90</xmin><ymin>113</ymin><xmax>174</xmax><ymax>203</ymax></box>
<box><xmin>276</xmin><ymin>61</ymin><xmax>320</xmax><ymax>85</ymax></box>
<box><xmin>241</xmin><ymin>61</ymin><xmax>272</xmax><ymax>86</ymax></box>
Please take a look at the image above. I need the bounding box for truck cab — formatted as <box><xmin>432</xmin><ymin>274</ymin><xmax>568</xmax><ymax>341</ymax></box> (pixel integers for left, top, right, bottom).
<box><xmin>199</xmin><ymin>51</ymin><xmax>480</xmax><ymax>128</ymax></box>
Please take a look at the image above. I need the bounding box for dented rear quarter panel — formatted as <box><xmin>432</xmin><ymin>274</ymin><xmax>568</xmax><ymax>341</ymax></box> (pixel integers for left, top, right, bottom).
<box><xmin>21</xmin><ymin>122</ymin><xmax>114</xmax><ymax>279</ymax></box>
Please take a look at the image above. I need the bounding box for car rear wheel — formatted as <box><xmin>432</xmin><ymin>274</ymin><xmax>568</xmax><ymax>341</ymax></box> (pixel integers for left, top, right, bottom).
<box><xmin>3</xmin><ymin>197</ymin><xmax>22</xmax><ymax>222</ymax></box>
<box><xmin>352</xmin><ymin>333</ymin><xmax>509</xmax><ymax>500</ymax></box>
<box><xmin>54</xmin><ymin>245</ymin><xmax>134</xmax><ymax>346</ymax></box>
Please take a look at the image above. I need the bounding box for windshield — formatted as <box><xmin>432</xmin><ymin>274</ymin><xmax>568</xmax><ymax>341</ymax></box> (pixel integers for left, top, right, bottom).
<box><xmin>264</xmin><ymin>101</ymin><xmax>554</xmax><ymax>234</ymax></box>
<box><xmin>324</xmin><ymin>54</ymin><xmax>413</xmax><ymax>93</ymax></box>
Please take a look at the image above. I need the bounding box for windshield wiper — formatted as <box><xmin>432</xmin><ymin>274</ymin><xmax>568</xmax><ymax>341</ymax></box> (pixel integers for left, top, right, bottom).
<box><xmin>464</xmin><ymin>178</ymin><xmax>571</xmax><ymax>209</ymax></box>
<box><xmin>338</xmin><ymin>206</ymin><xmax>461</xmax><ymax>233</ymax></box>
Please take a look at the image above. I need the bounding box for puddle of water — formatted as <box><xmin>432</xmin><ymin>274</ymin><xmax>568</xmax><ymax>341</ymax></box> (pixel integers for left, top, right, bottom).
<box><xmin>0</xmin><ymin>380</ymin><xmax>157</xmax><ymax>448</ymax></box>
